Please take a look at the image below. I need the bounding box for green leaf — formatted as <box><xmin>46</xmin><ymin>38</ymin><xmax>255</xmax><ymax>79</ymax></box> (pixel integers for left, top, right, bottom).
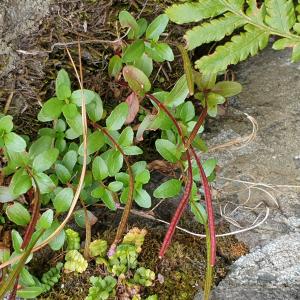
<box><xmin>0</xmin><ymin>186</ymin><xmax>17</xmax><ymax>203</ymax></box>
<box><xmin>6</xmin><ymin>202</ymin><xmax>31</xmax><ymax>226</ymax></box>
<box><xmin>123</xmin><ymin>39</ymin><xmax>145</xmax><ymax>63</ymax></box>
<box><xmin>155</xmin><ymin>139</ymin><xmax>181</xmax><ymax>163</ymax></box>
<box><xmin>177</xmin><ymin>101</ymin><xmax>195</xmax><ymax>122</ymax></box>
<box><xmin>265</xmin><ymin>0</ymin><xmax>295</xmax><ymax>31</ymax></box>
<box><xmin>32</xmin><ymin>148</ymin><xmax>59</xmax><ymax>172</ymax></box>
<box><xmin>38</xmin><ymin>98</ymin><xmax>64</xmax><ymax>121</ymax></box>
<box><xmin>70</xmin><ymin>89</ymin><xmax>96</xmax><ymax>106</ymax></box>
<box><xmin>153</xmin><ymin>179</ymin><xmax>182</xmax><ymax>199</ymax></box>
<box><xmin>29</xmin><ymin>136</ymin><xmax>52</xmax><ymax>157</ymax></box>
<box><xmin>92</xmin><ymin>156</ymin><xmax>109</xmax><ymax>181</ymax></box>
<box><xmin>203</xmin><ymin>158</ymin><xmax>217</xmax><ymax>177</ymax></box>
<box><xmin>119</xmin><ymin>11</ymin><xmax>139</xmax><ymax>38</ymax></box>
<box><xmin>123</xmin><ymin>66</ymin><xmax>151</xmax><ymax>96</ymax></box>
<box><xmin>4</xmin><ymin>132</ymin><xmax>26</xmax><ymax>152</ymax></box>
<box><xmin>55</xmin><ymin>163</ymin><xmax>71</xmax><ymax>184</ymax></box>
<box><xmin>16</xmin><ymin>287</ymin><xmax>44</xmax><ymax>299</ymax></box>
<box><xmin>108</xmin><ymin>181</ymin><xmax>123</xmax><ymax>192</ymax></box>
<box><xmin>62</xmin><ymin>150</ymin><xmax>78</xmax><ymax>172</ymax></box>
<box><xmin>118</xmin><ymin>127</ymin><xmax>134</xmax><ymax>147</ymax></box>
<box><xmin>78</xmin><ymin>131</ymin><xmax>105</xmax><ymax>156</ymax></box>
<box><xmin>11</xmin><ymin>229</ymin><xmax>23</xmax><ymax>251</ymax></box>
<box><xmin>62</xmin><ymin>104</ymin><xmax>83</xmax><ymax>135</ymax></box>
<box><xmin>146</xmin><ymin>14</ymin><xmax>169</xmax><ymax>41</ymax></box>
<box><xmin>212</xmin><ymin>81</ymin><xmax>242</xmax><ymax>97</ymax></box>
<box><xmin>55</xmin><ymin>138</ymin><xmax>67</xmax><ymax>153</ymax></box>
<box><xmin>292</xmin><ymin>43</ymin><xmax>300</xmax><ymax>62</ymax></box>
<box><xmin>86</xmin><ymin>94</ymin><xmax>103</xmax><ymax>122</ymax></box>
<box><xmin>101</xmin><ymin>189</ymin><xmax>116</xmax><ymax>211</ymax></box>
<box><xmin>107</xmin><ymin>150</ymin><xmax>123</xmax><ymax>176</ymax></box>
<box><xmin>185</xmin><ymin>13</ymin><xmax>246</xmax><ymax>50</ymax></box>
<box><xmin>56</xmin><ymin>69</ymin><xmax>71</xmax><ymax>100</ymax></box>
<box><xmin>206</xmin><ymin>92</ymin><xmax>226</xmax><ymax>117</ymax></box>
<box><xmin>9</xmin><ymin>169</ymin><xmax>32</xmax><ymax>196</ymax></box>
<box><xmin>151</xmin><ymin>43</ymin><xmax>174</xmax><ymax>62</ymax></box>
<box><xmin>55</xmin><ymin>118</ymin><xmax>66</xmax><ymax>132</ymax></box>
<box><xmin>191</xmin><ymin>201</ymin><xmax>207</xmax><ymax>225</ymax></box>
<box><xmin>134</xmin><ymin>188</ymin><xmax>151</xmax><ymax>208</ymax></box>
<box><xmin>133</xmin><ymin>53</ymin><xmax>153</xmax><ymax>77</ymax></box>
<box><xmin>34</xmin><ymin>173</ymin><xmax>56</xmax><ymax>194</ymax></box>
<box><xmin>36</xmin><ymin>209</ymin><xmax>54</xmax><ymax>230</ymax></box>
<box><xmin>0</xmin><ymin>115</ymin><xmax>13</xmax><ymax>133</ymax></box>
<box><xmin>106</xmin><ymin>102</ymin><xmax>129</xmax><ymax>131</ymax></box>
<box><xmin>41</xmin><ymin>220</ymin><xmax>65</xmax><ymax>251</ymax></box>
<box><xmin>166</xmin><ymin>1</ymin><xmax>226</xmax><ymax>24</ymax></box>
<box><xmin>74</xmin><ymin>209</ymin><xmax>98</xmax><ymax>228</ymax></box>
<box><xmin>128</xmin><ymin>18</ymin><xmax>148</xmax><ymax>39</ymax></box>
<box><xmin>135</xmin><ymin>170</ymin><xmax>150</xmax><ymax>184</ymax></box>
<box><xmin>165</xmin><ymin>75</ymin><xmax>189</xmax><ymax>107</ymax></box>
<box><xmin>108</xmin><ymin>55</ymin><xmax>123</xmax><ymax>78</ymax></box>
<box><xmin>19</xmin><ymin>268</ymin><xmax>35</xmax><ymax>287</ymax></box>
<box><xmin>122</xmin><ymin>146</ymin><xmax>143</xmax><ymax>155</ymax></box>
<box><xmin>53</xmin><ymin>187</ymin><xmax>73</xmax><ymax>213</ymax></box>
<box><xmin>196</xmin><ymin>25</ymin><xmax>269</xmax><ymax>73</ymax></box>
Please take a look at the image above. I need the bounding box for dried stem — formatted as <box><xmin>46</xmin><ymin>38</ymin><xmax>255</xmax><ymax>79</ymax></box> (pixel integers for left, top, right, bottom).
<box><xmin>90</xmin><ymin>123</ymin><xmax>134</xmax><ymax>254</ymax></box>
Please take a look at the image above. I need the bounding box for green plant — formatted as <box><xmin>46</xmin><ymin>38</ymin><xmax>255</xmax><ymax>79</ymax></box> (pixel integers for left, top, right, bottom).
<box><xmin>166</xmin><ymin>0</ymin><xmax>300</xmax><ymax>73</ymax></box>
<box><xmin>0</xmin><ymin>8</ymin><xmax>243</xmax><ymax>300</ymax></box>
<box><xmin>64</xmin><ymin>250</ymin><xmax>88</xmax><ymax>273</ymax></box>
<box><xmin>85</xmin><ymin>275</ymin><xmax>117</xmax><ymax>300</ymax></box>
<box><xmin>133</xmin><ymin>267</ymin><xmax>156</xmax><ymax>287</ymax></box>
<box><xmin>84</xmin><ymin>228</ymin><xmax>156</xmax><ymax>299</ymax></box>
<box><xmin>65</xmin><ymin>228</ymin><xmax>81</xmax><ymax>250</ymax></box>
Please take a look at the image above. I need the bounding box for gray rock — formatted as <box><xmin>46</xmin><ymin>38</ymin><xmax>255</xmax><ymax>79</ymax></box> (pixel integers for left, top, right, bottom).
<box><xmin>196</xmin><ymin>46</ymin><xmax>300</xmax><ymax>299</ymax></box>
<box><xmin>210</xmin><ymin>233</ymin><xmax>300</xmax><ymax>300</ymax></box>
<box><xmin>0</xmin><ymin>0</ymin><xmax>50</xmax><ymax>78</ymax></box>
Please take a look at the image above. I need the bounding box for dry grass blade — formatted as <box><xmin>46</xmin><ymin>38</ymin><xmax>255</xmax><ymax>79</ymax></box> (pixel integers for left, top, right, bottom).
<box><xmin>208</xmin><ymin>113</ymin><xmax>258</xmax><ymax>152</ymax></box>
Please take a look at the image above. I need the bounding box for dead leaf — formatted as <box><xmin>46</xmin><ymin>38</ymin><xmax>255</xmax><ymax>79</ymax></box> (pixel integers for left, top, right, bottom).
<box><xmin>125</xmin><ymin>92</ymin><xmax>140</xmax><ymax>124</ymax></box>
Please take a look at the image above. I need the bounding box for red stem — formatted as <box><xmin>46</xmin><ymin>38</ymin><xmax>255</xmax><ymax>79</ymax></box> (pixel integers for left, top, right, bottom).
<box><xmin>9</xmin><ymin>182</ymin><xmax>41</xmax><ymax>300</ymax></box>
<box><xmin>146</xmin><ymin>93</ymin><xmax>216</xmax><ymax>265</ymax></box>
<box><xmin>190</xmin><ymin>146</ymin><xmax>216</xmax><ymax>266</ymax></box>
<box><xmin>146</xmin><ymin>94</ymin><xmax>193</xmax><ymax>258</ymax></box>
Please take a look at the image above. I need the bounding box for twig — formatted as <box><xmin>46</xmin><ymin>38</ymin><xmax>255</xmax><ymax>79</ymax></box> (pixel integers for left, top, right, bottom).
<box><xmin>3</xmin><ymin>92</ymin><xmax>14</xmax><ymax>115</ymax></box>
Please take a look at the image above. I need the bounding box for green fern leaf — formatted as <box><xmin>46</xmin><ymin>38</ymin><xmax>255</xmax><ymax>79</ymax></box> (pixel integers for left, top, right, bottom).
<box><xmin>292</xmin><ymin>43</ymin><xmax>300</xmax><ymax>61</ymax></box>
<box><xmin>185</xmin><ymin>13</ymin><xmax>246</xmax><ymax>50</ymax></box>
<box><xmin>196</xmin><ymin>25</ymin><xmax>269</xmax><ymax>73</ymax></box>
<box><xmin>265</xmin><ymin>0</ymin><xmax>295</xmax><ymax>31</ymax></box>
<box><xmin>165</xmin><ymin>1</ymin><xmax>227</xmax><ymax>24</ymax></box>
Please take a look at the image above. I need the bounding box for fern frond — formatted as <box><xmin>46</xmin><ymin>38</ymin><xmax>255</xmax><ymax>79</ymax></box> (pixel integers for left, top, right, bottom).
<box><xmin>265</xmin><ymin>0</ymin><xmax>296</xmax><ymax>31</ymax></box>
<box><xmin>185</xmin><ymin>13</ymin><xmax>246</xmax><ymax>50</ymax></box>
<box><xmin>166</xmin><ymin>1</ymin><xmax>227</xmax><ymax>24</ymax></box>
<box><xmin>196</xmin><ymin>25</ymin><xmax>269</xmax><ymax>73</ymax></box>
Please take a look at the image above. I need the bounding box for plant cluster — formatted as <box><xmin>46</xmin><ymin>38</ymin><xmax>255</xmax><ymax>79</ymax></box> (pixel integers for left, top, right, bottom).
<box><xmin>167</xmin><ymin>0</ymin><xmax>300</xmax><ymax>73</ymax></box>
<box><xmin>84</xmin><ymin>228</ymin><xmax>157</xmax><ymax>300</ymax></box>
<box><xmin>0</xmin><ymin>7</ymin><xmax>245</xmax><ymax>300</ymax></box>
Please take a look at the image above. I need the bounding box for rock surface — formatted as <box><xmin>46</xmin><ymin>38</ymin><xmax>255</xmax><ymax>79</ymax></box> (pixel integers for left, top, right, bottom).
<box><xmin>196</xmin><ymin>47</ymin><xmax>300</xmax><ymax>299</ymax></box>
<box><xmin>0</xmin><ymin>0</ymin><xmax>50</xmax><ymax>78</ymax></box>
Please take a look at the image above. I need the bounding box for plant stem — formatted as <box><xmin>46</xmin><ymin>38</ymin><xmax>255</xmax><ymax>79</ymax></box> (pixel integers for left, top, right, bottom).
<box><xmin>0</xmin><ymin>230</ymin><xmax>44</xmax><ymax>299</ymax></box>
<box><xmin>80</xmin><ymin>198</ymin><xmax>91</xmax><ymax>259</ymax></box>
<box><xmin>146</xmin><ymin>94</ymin><xmax>194</xmax><ymax>258</ymax></box>
<box><xmin>9</xmin><ymin>178</ymin><xmax>41</xmax><ymax>300</ymax></box>
<box><xmin>91</xmin><ymin>123</ymin><xmax>134</xmax><ymax>253</ymax></box>
<box><xmin>204</xmin><ymin>224</ymin><xmax>213</xmax><ymax>300</ymax></box>
<box><xmin>190</xmin><ymin>146</ymin><xmax>216</xmax><ymax>266</ymax></box>
<box><xmin>185</xmin><ymin>106</ymin><xmax>208</xmax><ymax>151</ymax></box>
<box><xmin>146</xmin><ymin>93</ymin><xmax>216</xmax><ymax>298</ymax></box>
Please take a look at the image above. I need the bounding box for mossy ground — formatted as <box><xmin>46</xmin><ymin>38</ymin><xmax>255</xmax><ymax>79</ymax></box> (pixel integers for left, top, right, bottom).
<box><xmin>33</xmin><ymin>211</ymin><xmax>248</xmax><ymax>299</ymax></box>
